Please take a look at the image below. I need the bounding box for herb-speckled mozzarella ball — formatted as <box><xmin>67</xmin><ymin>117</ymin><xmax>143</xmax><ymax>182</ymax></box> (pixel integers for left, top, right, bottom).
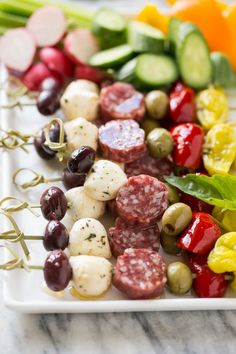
<box><xmin>84</xmin><ymin>160</ymin><xmax>128</xmax><ymax>201</ymax></box>
<box><xmin>65</xmin><ymin>80</ymin><xmax>99</xmax><ymax>95</ymax></box>
<box><xmin>64</xmin><ymin>117</ymin><xmax>98</xmax><ymax>153</ymax></box>
<box><xmin>68</xmin><ymin>218</ymin><xmax>111</xmax><ymax>258</ymax></box>
<box><xmin>65</xmin><ymin>187</ymin><xmax>105</xmax><ymax>222</ymax></box>
<box><xmin>70</xmin><ymin>255</ymin><xmax>113</xmax><ymax>297</ymax></box>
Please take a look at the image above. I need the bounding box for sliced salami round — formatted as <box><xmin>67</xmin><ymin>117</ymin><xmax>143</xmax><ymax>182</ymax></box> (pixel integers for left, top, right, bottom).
<box><xmin>113</xmin><ymin>248</ymin><xmax>167</xmax><ymax>299</ymax></box>
<box><xmin>108</xmin><ymin>217</ymin><xmax>160</xmax><ymax>257</ymax></box>
<box><xmin>125</xmin><ymin>154</ymin><xmax>173</xmax><ymax>181</ymax></box>
<box><xmin>100</xmin><ymin>82</ymin><xmax>145</xmax><ymax>122</ymax></box>
<box><xmin>116</xmin><ymin>175</ymin><xmax>168</xmax><ymax>225</ymax></box>
<box><xmin>99</xmin><ymin>119</ymin><xmax>146</xmax><ymax>163</ymax></box>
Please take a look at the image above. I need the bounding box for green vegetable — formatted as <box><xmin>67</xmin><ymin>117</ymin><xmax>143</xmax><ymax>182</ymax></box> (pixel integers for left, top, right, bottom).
<box><xmin>0</xmin><ymin>10</ymin><xmax>27</xmax><ymax>27</ymax></box>
<box><xmin>147</xmin><ymin>128</ymin><xmax>174</xmax><ymax>159</ymax></box>
<box><xmin>167</xmin><ymin>17</ymin><xmax>182</xmax><ymax>55</ymax></box>
<box><xmin>167</xmin><ymin>262</ymin><xmax>193</xmax><ymax>295</ymax></box>
<box><xmin>128</xmin><ymin>21</ymin><xmax>165</xmax><ymax>54</ymax></box>
<box><xmin>140</xmin><ymin>119</ymin><xmax>159</xmax><ymax>136</ymax></box>
<box><xmin>211</xmin><ymin>52</ymin><xmax>236</xmax><ymax>88</ymax></box>
<box><xmin>165</xmin><ymin>174</ymin><xmax>236</xmax><ymax>210</ymax></box>
<box><xmin>89</xmin><ymin>44</ymin><xmax>133</xmax><ymax>68</ymax></box>
<box><xmin>161</xmin><ymin>202</ymin><xmax>192</xmax><ymax>236</ymax></box>
<box><xmin>145</xmin><ymin>90</ymin><xmax>169</xmax><ymax>120</ymax></box>
<box><xmin>116</xmin><ymin>58</ymin><xmax>137</xmax><ymax>83</ymax></box>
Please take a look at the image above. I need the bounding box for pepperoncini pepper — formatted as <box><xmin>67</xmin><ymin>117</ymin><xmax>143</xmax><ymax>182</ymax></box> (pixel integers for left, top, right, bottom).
<box><xmin>208</xmin><ymin>232</ymin><xmax>236</xmax><ymax>273</ymax></box>
<box><xmin>196</xmin><ymin>87</ymin><xmax>228</xmax><ymax>130</ymax></box>
<box><xmin>212</xmin><ymin>207</ymin><xmax>236</xmax><ymax>232</ymax></box>
<box><xmin>203</xmin><ymin>123</ymin><xmax>236</xmax><ymax>175</ymax></box>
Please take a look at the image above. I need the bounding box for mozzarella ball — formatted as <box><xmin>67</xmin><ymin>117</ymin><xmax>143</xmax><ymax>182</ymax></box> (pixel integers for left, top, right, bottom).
<box><xmin>65</xmin><ymin>80</ymin><xmax>99</xmax><ymax>94</ymax></box>
<box><xmin>70</xmin><ymin>255</ymin><xmax>113</xmax><ymax>297</ymax></box>
<box><xmin>61</xmin><ymin>84</ymin><xmax>99</xmax><ymax>121</ymax></box>
<box><xmin>68</xmin><ymin>218</ymin><xmax>111</xmax><ymax>258</ymax></box>
<box><xmin>65</xmin><ymin>187</ymin><xmax>105</xmax><ymax>222</ymax></box>
<box><xmin>64</xmin><ymin>117</ymin><xmax>98</xmax><ymax>153</ymax></box>
<box><xmin>84</xmin><ymin>160</ymin><xmax>127</xmax><ymax>201</ymax></box>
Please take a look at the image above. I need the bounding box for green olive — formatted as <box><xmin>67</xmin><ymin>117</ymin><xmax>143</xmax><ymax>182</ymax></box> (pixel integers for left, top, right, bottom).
<box><xmin>165</xmin><ymin>183</ymin><xmax>180</xmax><ymax>205</ymax></box>
<box><xmin>147</xmin><ymin>128</ymin><xmax>173</xmax><ymax>159</ymax></box>
<box><xmin>145</xmin><ymin>90</ymin><xmax>169</xmax><ymax>120</ymax></box>
<box><xmin>167</xmin><ymin>262</ymin><xmax>193</xmax><ymax>295</ymax></box>
<box><xmin>141</xmin><ymin>119</ymin><xmax>159</xmax><ymax>136</ymax></box>
<box><xmin>161</xmin><ymin>202</ymin><xmax>192</xmax><ymax>236</ymax></box>
<box><xmin>160</xmin><ymin>231</ymin><xmax>182</xmax><ymax>255</ymax></box>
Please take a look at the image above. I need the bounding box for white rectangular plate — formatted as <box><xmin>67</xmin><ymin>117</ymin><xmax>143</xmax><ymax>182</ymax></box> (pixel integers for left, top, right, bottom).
<box><xmin>1</xmin><ymin>68</ymin><xmax>236</xmax><ymax>313</ymax></box>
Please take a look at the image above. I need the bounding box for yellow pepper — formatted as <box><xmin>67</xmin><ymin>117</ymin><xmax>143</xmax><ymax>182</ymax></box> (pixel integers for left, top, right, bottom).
<box><xmin>136</xmin><ymin>4</ymin><xmax>170</xmax><ymax>34</ymax></box>
<box><xmin>196</xmin><ymin>87</ymin><xmax>228</xmax><ymax>131</ymax></box>
<box><xmin>203</xmin><ymin>123</ymin><xmax>236</xmax><ymax>176</ymax></box>
<box><xmin>208</xmin><ymin>232</ymin><xmax>236</xmax><ymax>273</ymax></box>
<box><xmin>212</xmin><ymin>207</ymin><xmax>236</xmax><ymax>232</ymax></box>
<box><xmin>230</xmin><ymin>273</ymin><xmax>236</xmax><ymax>292</ymax></box>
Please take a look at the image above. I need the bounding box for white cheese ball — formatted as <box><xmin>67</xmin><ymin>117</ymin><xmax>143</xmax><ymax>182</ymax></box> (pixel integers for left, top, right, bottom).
<box><xmin>68</xmin><ymin>218</ymin><xmax>111</xmax><ymax>258</ymax></box>
<box><xmin>61</xmin><ymin>82</ymin><xmax>99</xmax><ymax>121</ymax></box>
<box><xmin>64</xmin><ymin>117</ymin><xmax>98</xmax><ymax>153</ymax></box>
<box><xmin>65</xmin><ymin>187</ymin><xmax>105</xmax><ymax>222</ymax></box>
<box><xmin>84</xmin><ymin>160</ymin><xmax>128</xmax><ymax>201</ymax></box>
<box><xmin>70</xmin><ymin>255</ymin><xmax>113</xmax><ymax>297</ymax></box>
<box><xmin>65</xmin><ymin>80</ymin><xmax>99</xmax><ymax>94</ymax></box>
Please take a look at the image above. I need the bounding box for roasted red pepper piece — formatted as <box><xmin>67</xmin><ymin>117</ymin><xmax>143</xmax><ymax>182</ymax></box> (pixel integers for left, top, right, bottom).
<box><xmin>193</xmin><ymin>265</ymin><xmax>227</xmax><ymax>298</ymax></box>
<box><xmin>180</xmin><ymin>193</ymin><xmax>214</xmax><ymax>214</ymax></box>
<box><xmin>177</xmin><ymin>212</ymin><xmax>221</xmax><ymax>255</ymax></box>
<box><xmin>169</xmin><ymin>82</ymin><xmax>196</xmax><ymax>124</ymax></box>
<box><xmin>170</xmin><ymin>123</ymin><xmax>204</xmax><ymax>169</ymax></box>
<box><xmin>187</xmin><ymin>253</ymin><xmax>208</xmax><ymax>273</ymax></box>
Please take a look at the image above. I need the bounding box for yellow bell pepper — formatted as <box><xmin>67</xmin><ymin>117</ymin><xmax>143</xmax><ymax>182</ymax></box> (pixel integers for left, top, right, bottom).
<box><xmin>136</xmin><ymin>4</ymin><xmax>171</xmax><ymax>34</ymax></box>
<box><xmin>208</xmin><ymin>232</ymin><xmax>236</xmax><ymax>273</ymax></box>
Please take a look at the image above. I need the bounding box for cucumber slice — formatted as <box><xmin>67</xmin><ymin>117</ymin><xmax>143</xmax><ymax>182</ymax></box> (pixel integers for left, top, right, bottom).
<box><xmin>167</xmin><ymin>17</ymin><xmax>182</xmax><ymax>55</ymax></box>
<box><xmin>92</xmin><ymin>8</ymin><xmax>127</xmax><ymax>49</ymax></box>
<box><xmin>177</xmin><ymin>23</ymin><xmax>212</xmax><ymax>89</ymax></box>
<box><xmin>211</xmin><ymin>52</ymin><xmax>236</xmax><ymax>88</ymax></box>
<box><xmin>89</xmin><ymin>44</ymin><xmax>133</xmax><ymax>68</ymax></box>
<box><xmin>128</xmin><ymin>21</ymin><xmax>165</xmax><ymax>54</ymax></box>
<box><xmin>117</xmin><ymin>58</ymin><xmax>137</xmax><ymax>83</ymax></box>
<box><xmin>135</xmin><ymin>54</ymin><xmax>178</xmax><ymax>88</ymax></box>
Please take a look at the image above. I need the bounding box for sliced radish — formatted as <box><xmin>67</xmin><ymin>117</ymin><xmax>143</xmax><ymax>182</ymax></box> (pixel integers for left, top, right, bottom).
<box><xmin>27</xmin><ymin>6</ymin><xmax>66</xmax><ymax>47</ymax></box>
<box><xmin>39</xmin><ymin>47</ymin><xmax>74</xmax><ymax>77</ymax></box>
<box><xmin>64</xmin><ymin>29</ymin><xmax>99</xmax><ymax>65</ymax></box>
<box><xmin>74</xmin><ymin>65</ymin><xmax>105</xmax><ymax>85</ymax></box>
<box><xmin>22</xmin><ymin>62</ymin><xmax>62</xmax><ymax>91</ymax></box>
<box><xmin>0</xmin><ymin>28</ymin><xmax>36</xmax><ymax>72</ymax></box>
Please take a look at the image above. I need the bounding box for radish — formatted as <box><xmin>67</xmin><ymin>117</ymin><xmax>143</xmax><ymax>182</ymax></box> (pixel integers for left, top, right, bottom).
<box><xmin>22</xmin><ymin>62</ymin><xmax>62</xmax><ymax>91</ymax></box>
<box><xmin>0</xmin><ymin>28</ymin><xmax>36</xmax><ymax>72</ymax></box>
<box><xmin>39</xmin><ymin>47</ymin><xmax>74</xmax><ymax>77</ymax></box>
<box><xmin>74</xmin><ymin>65</ymin><xmax>105</xmax><ymax>85</ymax></box>
<box><xmin>64</xmin><ymin>29</ymin><xmax>99</xmax><ymax>65</ymax></box>
<box><xmin>27</xmin><ymin>6</ymin><xmax>67</xmax><ymax>47</ymax></box>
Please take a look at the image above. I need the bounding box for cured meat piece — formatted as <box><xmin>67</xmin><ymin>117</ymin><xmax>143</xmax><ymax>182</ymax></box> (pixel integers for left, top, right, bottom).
<box><xmin>100</xmin><ymin>82</ymin><xmax>145</xmax><ymax>122</ymax></box>
<box><xmin>108</xmin><ymin>217</ymin><xmax>160</xmax><ymax>257</ymax></box>
<box><xmin>116</xmin><ymin>175</ymin><xmax>168</xmax><ymax>225</ymax></box>
<box><xmin>99</xmin><ymin>119</ymin><xmax>146</xmax><ymax>163</ymax></box>
<box><xmin>125</xmin><ymin>154</ymin><xmax>173</xmax><ymax>181</ymax></box>
<box><xmin>113</xmin><ymin>248</ymin><xmax>167</xmax><ymax>299</ymax></box>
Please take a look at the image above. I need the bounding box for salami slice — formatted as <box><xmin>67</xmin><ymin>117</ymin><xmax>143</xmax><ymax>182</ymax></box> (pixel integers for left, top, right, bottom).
<box><xmin>99</xmin><ymin>119</ymin><xmax>146</xmax><ymax>163</ymax></box>
<box><xmin>116</xmin><ymin>175</ymin><xmax>168</xmax><ymax>225</ymax></box>
<box><xmin>125</xmin><ymin>154</ymin><xmax>173</xmax><ymax>181</ymax></box>
<box><xmin>113</xmin><ymin>248</ymin><xmax>167</xmax><ymax>299</ymax></box>
<box><xmin>100</xmin><ymin>82</ymin><xmax>145</xmax><ymax>122</ymax></box>
<box><xmin>108</xmin><ymin>217</ymin><xmax>160</xmax><ymax>257</ymax></box>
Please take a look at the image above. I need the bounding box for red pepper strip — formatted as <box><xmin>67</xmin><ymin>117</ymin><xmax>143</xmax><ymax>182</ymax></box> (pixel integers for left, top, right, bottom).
<box><xmin>169</xmin><ymin>82</ymin><xmax>196</xmax><ymax>124</ymax></box>
<box><xmin>170</xmin><ymin>123</ymin><xmax>204</xmax><ymax>169</ymax></box>
<box><xmin>177</xmin><ymin>212</ymin><xmax>221</xmax><ymax>255</ymax></box>
<box><xmin>180</xmin><ymin>193</ymin><xmax>214</xmax><ymax>214</ymax></box>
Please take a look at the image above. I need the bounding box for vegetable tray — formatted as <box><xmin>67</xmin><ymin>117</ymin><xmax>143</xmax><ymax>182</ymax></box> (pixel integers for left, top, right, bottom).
<box><xmin>1</xmin><ymin>67</ymin><xmax>236</xmax><ymax>312</ymax></box>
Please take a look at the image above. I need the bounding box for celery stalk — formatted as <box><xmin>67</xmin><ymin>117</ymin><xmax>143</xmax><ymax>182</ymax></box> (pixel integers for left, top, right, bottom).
<box><xmin>0</xmin><ymin>11</ymin><xmax>27</xmax><ymax>28</ymax></box>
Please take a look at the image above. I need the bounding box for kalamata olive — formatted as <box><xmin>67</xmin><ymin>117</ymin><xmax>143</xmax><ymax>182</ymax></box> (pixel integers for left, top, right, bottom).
<box><xmin>145</xmin><ymin>90</ymin><xmax>169</xmax><ymax>120</ymax></box>
<box><xmin>44</xmin><ymin>250</ymin><xmax>72</xmax><ymax>292</ymax></box>
<box><xmin>33</xmin><ymin>135</ymin><xmax>56</xmax><ymax>160</ymax></box>
<box><xmin>160</xmin><ymin>231</ymin><xmax>182</xmax><ymax>255</ymax></box>
<box><xmin>40</xmin><ymin>186</ymin><xmax>67</xmax><ymax>220</ymax></box>
<box><xmin>147</xmin><ymin>128</ymin><xmax>174</xmax><ymax>159</ymax></box>
<box><xmin>167</xmin><ymin>262</ymin><xmax>193</xmax><ymax>295</ymax></box>
<box><xmin>40</xmin><ymin>77</ymin><xmax>62</xmax><ymax>93</ymax></box>
<box><xmin>40</xmin><ymin>121</ymin><xmax>67</xmax><ymax>157</ymax></box>
<box><xmin>43</xmin><ymin>220</ymin><xmax>69</xmax><ymax>251</ymax></box>
<box><xmin>37</xmin><ymin>90</ymin><xmax>61</xmax><ymax>116</ymax></box>
<box><xmin>62</xmin><ymin>168</ymin><xmax>86</xmax><ymax>190</ymax></box>
<box><xmin>165</xmin><ymin>183</ymin><xmax>180</xmax><ymax>205</ymax></box>
<box><xmin>161</xmin><ymin>202</ymin><xmax>192</xmax><ymax>236</ymax></box>
<box><xmin>67</xmin><ymin>146</ymin><xmax>96</xmax><ymax>174</ymax></box>
<box><xmin>140</xmin><ymin>118</ymin><xmax>159</xmax><ymax>136</ymax></box>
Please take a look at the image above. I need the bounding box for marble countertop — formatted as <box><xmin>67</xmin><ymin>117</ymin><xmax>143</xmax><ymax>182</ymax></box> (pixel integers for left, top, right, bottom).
<box><xmin>1</xmin><ymin>0</ymin><xmax>236</xmax><ymax>353</ymax></box>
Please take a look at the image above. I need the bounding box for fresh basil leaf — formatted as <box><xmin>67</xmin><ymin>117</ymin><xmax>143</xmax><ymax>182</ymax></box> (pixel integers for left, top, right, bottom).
<box><xmin>164</xmin><ymin>174</ymin><xmax>236</xmax><ymax>210</ymax></box>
